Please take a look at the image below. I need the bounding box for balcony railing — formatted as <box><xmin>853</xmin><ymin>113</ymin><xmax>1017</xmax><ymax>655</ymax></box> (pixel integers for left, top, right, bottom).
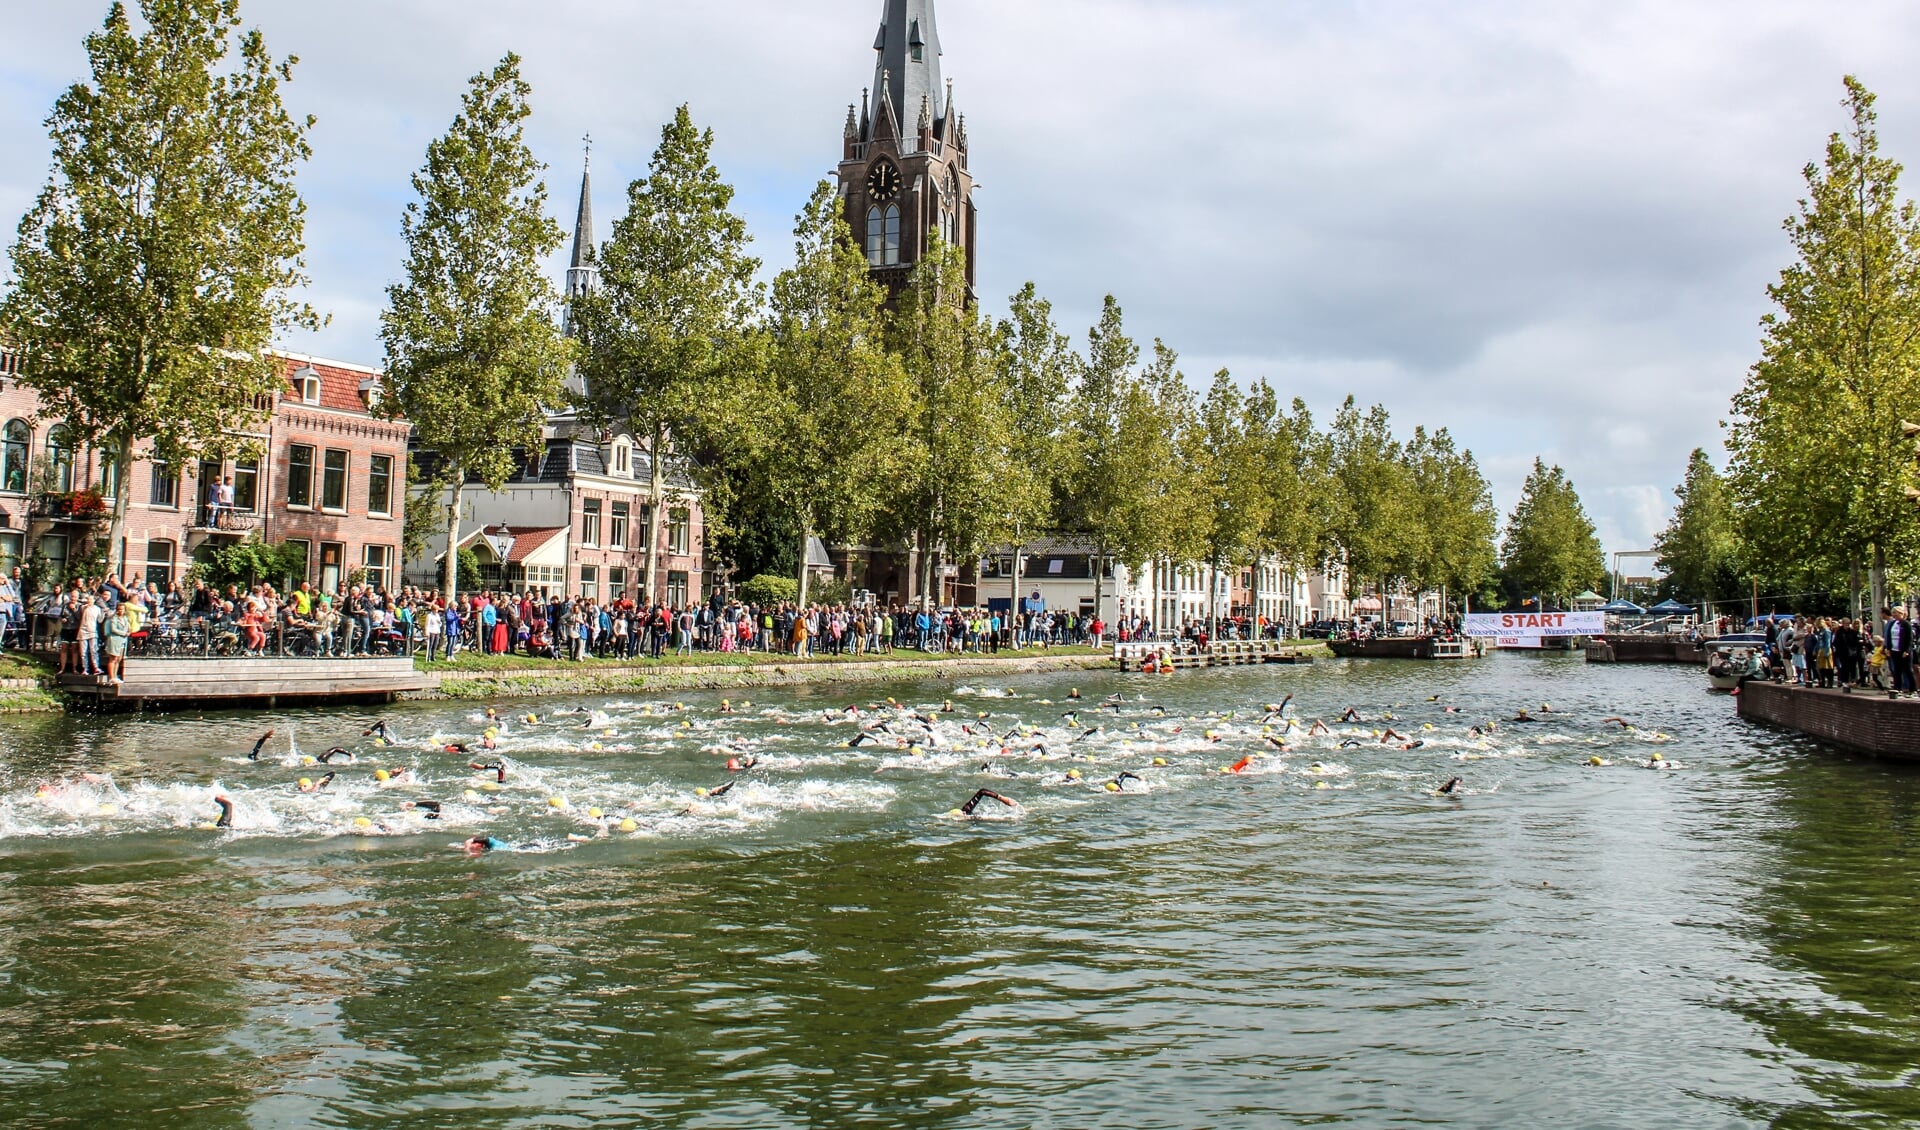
<box><xmin>30</xmin><ymin>491</ymin><xmax>109</xmax><ymax>523</ymax></box>
<box><xmin>190</xmin><ymin>503</ymin><xmax>258</xmax><ymax>534</ymax></box>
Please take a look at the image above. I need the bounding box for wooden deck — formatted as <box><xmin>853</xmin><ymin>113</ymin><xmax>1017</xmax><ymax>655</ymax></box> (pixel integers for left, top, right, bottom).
<box><xmin>59</xmin><ymin>657</ymin><xmax>437</xmax><ymax>707</ymax></box>
<box><xmin>1326</xmin><ymin>636</ymin><xmax>1479</xmax><ymax>660</ymax></box>
<box><xmin>1116</xmin><ymin>640</ymin><xmax>1315</xmax><ymax>672</ymax></box>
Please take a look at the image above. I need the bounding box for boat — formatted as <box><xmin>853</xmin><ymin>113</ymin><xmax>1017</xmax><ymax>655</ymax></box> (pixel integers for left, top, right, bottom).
<box><xmin>1326</xmin><ymin>635</ymin><xmax>1476</xmax><ymax>660</ymax></box>
<box><xmin>1704</xmin><ymin>633</ymin><xmax>1768</xmax><ymax>691</ymax></box>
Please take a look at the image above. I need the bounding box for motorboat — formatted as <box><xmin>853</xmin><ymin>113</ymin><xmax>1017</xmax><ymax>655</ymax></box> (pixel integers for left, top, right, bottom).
<box><xmin>1705</xmin><ymin>633</ymin><xmax>1768</xmax><ymax>691</ymax></box>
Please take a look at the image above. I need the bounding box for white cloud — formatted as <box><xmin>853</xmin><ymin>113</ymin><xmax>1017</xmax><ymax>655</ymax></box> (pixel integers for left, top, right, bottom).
<box><xmin>4</xmin><ymin>0</ymin><xmax>1920</xmax><ymax>555</ymax></box>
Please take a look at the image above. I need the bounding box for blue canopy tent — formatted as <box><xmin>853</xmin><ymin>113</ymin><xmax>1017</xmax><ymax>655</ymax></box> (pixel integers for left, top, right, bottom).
<box><xmin>1647</xmin><ymin>599</ymin><xmax>1695</xmax><ymax>617</ymax></box>
<box><xmin>1599</xmin><ymin>600</ymin><xmax>1645</xmax><ymax>615</ymax></box>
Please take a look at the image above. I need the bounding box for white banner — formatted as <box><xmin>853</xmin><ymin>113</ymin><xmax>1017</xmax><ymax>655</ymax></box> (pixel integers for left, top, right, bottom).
<box><xmin>1495</xmin><ymin>636</ymin><xmax>1542</xmax><ymax>649</ymax></box>
<box><xmin>1463</xmin><ymin>612</ymin><xmax>1604</xmax><ymax>638</ymax></box>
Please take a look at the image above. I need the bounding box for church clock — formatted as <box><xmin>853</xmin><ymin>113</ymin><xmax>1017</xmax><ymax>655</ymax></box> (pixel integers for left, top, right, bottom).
<box><xmin>867</xmin><ymin>160</ymin><xmax>902</xmax><ymax>202</ymax></box>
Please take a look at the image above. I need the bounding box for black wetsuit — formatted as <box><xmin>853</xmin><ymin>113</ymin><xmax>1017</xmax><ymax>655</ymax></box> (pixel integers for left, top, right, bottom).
<box><xmin>959</xmin><ymin>788</ymin><xmax>1014</xmax><ymax>815</ymax></box>
<box><xmin>249</xmin><ymin>732</ymin><xmax>274</xmax><ymax>761</ymax></box>
<box><xmin>214</xmin><ymin>798</ymin><xmax>234</xmax><ymax>828</ymax></box>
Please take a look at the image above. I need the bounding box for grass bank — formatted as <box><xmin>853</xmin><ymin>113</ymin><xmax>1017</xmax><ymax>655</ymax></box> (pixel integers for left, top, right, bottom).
<box><xmin>0</xmin><ymin>650</ymin><xmax>65</xmax><ymax>713</ymax></box>
<box><xmin>411</xmin><ymin>647</ymin><xmax>1114</xmax><ymax>701</ymax></box>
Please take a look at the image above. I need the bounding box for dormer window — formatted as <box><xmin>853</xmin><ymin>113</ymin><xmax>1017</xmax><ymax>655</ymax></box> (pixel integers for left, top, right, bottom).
<box><xmin>613</xmin><ymin>439</ymin><xmax>631</xmax><ymax>476</ymax></box>
<box><xmin>291</xmin><ymin>365</ymin><xmax>321</xmax><ymax>405</ymax></box>
<box><xmin>909</xmin><ymin>19</ymin><xmax>924</xmax><ymax>61</ymax></box>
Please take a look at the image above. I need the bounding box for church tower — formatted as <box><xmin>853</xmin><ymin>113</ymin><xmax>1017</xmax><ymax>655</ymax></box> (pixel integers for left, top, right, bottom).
<box><xmin>562</xmin><ymin>143</ymin><xmax>598</xmax><ymax>332</ymax></box>
<box><xmin>837</xmin><ymin>0</ymin><xmax>975</xmax><ymax>299</ymax></box>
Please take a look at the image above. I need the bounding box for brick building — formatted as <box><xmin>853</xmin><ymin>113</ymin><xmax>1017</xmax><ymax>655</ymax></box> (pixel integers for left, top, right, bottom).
<box><xmin>0</xmin><ymin>344</ymin><xmax>407</xmax><ymax>593</ymax></box>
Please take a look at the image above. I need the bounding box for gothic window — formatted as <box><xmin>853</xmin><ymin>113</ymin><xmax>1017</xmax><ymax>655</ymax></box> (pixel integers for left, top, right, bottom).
<box><xmin>883</xmin><ymin>204</ymin><xmax>901</xmax><ymax>265</ymax></box>
<box><xmin>866</xmin><ymin>206</ymin><xmax>884</xmax><ymax>265</ymax></box>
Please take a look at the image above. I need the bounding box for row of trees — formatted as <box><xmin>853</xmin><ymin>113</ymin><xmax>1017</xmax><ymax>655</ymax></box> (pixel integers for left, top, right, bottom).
<box><xmin>1</xmin><ymin>2</ymin><xmax>1606</xmax><ymax>617</ymax></box>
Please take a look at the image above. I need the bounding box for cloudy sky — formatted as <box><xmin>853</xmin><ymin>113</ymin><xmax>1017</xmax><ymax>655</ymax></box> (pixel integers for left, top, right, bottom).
<box><xmin>6</xmin><ymin>0</ymin><xmax>1920</xmax><ymax>558</ymax></box>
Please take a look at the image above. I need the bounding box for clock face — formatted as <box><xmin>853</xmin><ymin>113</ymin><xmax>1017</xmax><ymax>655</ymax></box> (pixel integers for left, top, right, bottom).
<box><xmin>867</xmin><ymin>160</ymin><xmax>902</xmax><ymax>203</ymax></box>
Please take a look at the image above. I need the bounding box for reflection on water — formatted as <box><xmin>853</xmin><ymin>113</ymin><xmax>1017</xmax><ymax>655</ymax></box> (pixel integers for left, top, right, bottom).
<box><xmin>0</xmin><ymin>655</ymin><xmax>1917</xmax><ymax>1125</ymax></box>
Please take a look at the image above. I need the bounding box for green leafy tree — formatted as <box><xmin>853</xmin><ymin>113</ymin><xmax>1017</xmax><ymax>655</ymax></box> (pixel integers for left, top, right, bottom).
<box><xmin>993</xmin><ymin>283</ymin><xmax>1075</xmax><ymax>615</ymax></box>
<box><xmin>1181</xmin><ymin>369</ymin><xmax>1266</xmax><ymax>632</ymax></box>
<box><xmin>1243</xmin><ymin>382</ymin><xmax>1327</xmax><ymax>631</ymax></box>
<box><xmin>1058</xmin><ymin>297</ymin><xmax>1149</xmax><ymax>616</ymax></box>
<box><xmin>1326</xmin><ymin>398</ymin><xmax>1410</xmax><ymax>613</ymax></box>
<box><xmin>573</xmin><ymin>105</ymin><xmax>760</xmax><ymax>605</ymax></box>
<box><xmin>756</xmin><ymin>181</ymin><xmax>912</xmax><ymax>606</ymax></box>
<box><xmin>1402</xmin><ymin>426</ymin><xmax>1498</xmax><ymax>615</ymax></box>
<box><xmin>1728</xmin><ymin>77</ymin><xmax>1920</xmax><ymax>629</ymax></box>
<box><xmin>1499</xmin><ymin>458</ymin><xmax>1605</xmax><ymax>607</ymax></box>
<box><xmin>1654</xmin><ymin>448</ymin><xmax>1745</xmax><ymax>607</ymax></box>
<box><xmin>887</xmin><ymin>240</ymin><xmax>1019</xmax><ymax>604</ymax></box>
<box><xmin>0</xmin><ymin>0</ymin><xmax>315</xmax><ymax>577</ymax></box>
<box><xmin>380</xmin><ymin>54</ymin><xmax>574</xmax><ymax>602</ymax></box>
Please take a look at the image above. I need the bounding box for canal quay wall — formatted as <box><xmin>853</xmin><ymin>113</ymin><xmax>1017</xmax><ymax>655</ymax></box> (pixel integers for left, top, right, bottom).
<box><xmin>412</xmin><ymin>653</ymin><xmax>1117</xmax><ymax>702</ymax></box>
<box><xmin>1738</xmin><ymin>682</ymin><xmax>1920</xmax><ymax>760</ymax></box>
<box><xmin>1586</xmin><ymin>637</ymin><xmax>1708</xmax><ymax>664</ymax></box>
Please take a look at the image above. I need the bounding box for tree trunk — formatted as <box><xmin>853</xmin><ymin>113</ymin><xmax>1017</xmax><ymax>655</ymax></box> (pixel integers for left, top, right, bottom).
<box><xmin>442</xmin><ymin>470</ymin><xmax>462</xmax><ymax>603</ymax></box>
<box><xmin>1250</xmin><ymin>554</ymin><xmax>1262</xmax><ymax>640</ymax></box>
<box><xmin>1872</xmin><ymin>541</ymin><xmax>1887</xmax><ymax>640</ymax></box>
<box><xmin>1091</xmin><ymin>539</ymin><xmax>1106</xmax><ymax>625</ymax></box>
<box><xmin>103</xmin><ymin>432</ymin><xmax>134</xmax><ymax>580</ymax></box>
<box><xmin>1208</xmin><ymin>555</ymin><xmax>1221</xmax><ymax>639</ymax></box>
<box><xmin>645</xmin><ymin>423</ymin><xmax>667</xmax><ymax>606</ymax></box>
<box><xmin>1850</xmin><ymin>561</ymin><xmax>1863</xmax><ymax>622</ymax></box>
<box><xmin>916</xmin><ymin>529</ymin><xmax>934</xmax><ymax>610</ymax></box>
<box><xmin>796</xmin><ymin>522</ymin><xmax>812</xmax><ymax>609</ymax></box>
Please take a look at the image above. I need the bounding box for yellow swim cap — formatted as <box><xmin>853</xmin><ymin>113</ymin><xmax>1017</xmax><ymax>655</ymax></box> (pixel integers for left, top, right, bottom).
<box><xmin>1067</xmin><ymin>769</ymin><xmax>1082</xmax><ymax>779</ymax></box>
<box><xmin>301</xmin><ymin>756</ymin><xmax>316</xmax><ymax>766</ymax></box>
<box><xmin>1588</xmin><ymin>756</ymin><xmax>1604</xmax><ymax>766</ymax></box>
<box><xmin>548</xmin><ymin>797</ymin><xmax>567</xmax><ymax>808</ymax></box>
<box><xmin>587</xmin><ymin>807</ymin><xmax>603</xmax><ymax>819</ymax></box>
<box><xmin>373</xmin><ymin>769</ymin><xmax>390</xmax><ymax>782</ymax></box>
<box><xmin>1315</xmin><ymin>781</ymin><xmax>1330</xmax><ymax>789</ymax></box>
<box><xmin>694</xmin><ymin>787</ymin><xmax>709</xmax><ymax>797</ymax></box>
<box><xmin>481</xmin><ymin>782</ymin><xmax>501</xmax><ymax>792</ymax></box>
<box><xmin>98</xmin><ymin>803</ymin><xmax>117</xmax><ymax>815</ymax></box>
<box><xmin>352</xmin><ymin>816</ymin><xmax>372</xmax><ymax>828</ymax></box>
<box><xmin>619</xmin><ymin>818</ymin><xmax>638</xmax><ymax>833</ymax></box>
<box><xmin>947</xmin><ymin>807</ymin><xmax>963</xmax><ymax>816</ymax></box>
<box><xmin>1152</xmin><ymin>757</ymin><xmax>1168</xmax><ymax>766</ymax></box>
<box><xmin>1105</xmin><ymin>781</ymin><xmax>1120</xmax><ymax>792</ymax></box>
<box><xmin>298</xmin><ymin>778</ymin><xmax>313</xmax><ymax>789</ymax></box>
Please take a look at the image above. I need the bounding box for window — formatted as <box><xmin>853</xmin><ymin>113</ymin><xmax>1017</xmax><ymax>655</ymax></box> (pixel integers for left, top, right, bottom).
<box><xmin>287</xmin><ymin>445</ymin><xmax>313</xmax><ymax>507</ymax></box>
<box><xmin>610</xmin><ymin>501</ymin><xmax>628</xmax><ymax>550</ymax></box>
<box><xmin>283</xmin><ymin>540</ymin><xmax>310</xmax><ymax>587</ymax></box>
<box><xmin>581</xmin><ymin>498</ymin><xmax>601</xmax><ymax>547</ymax></box>
<box><xmin>98</xmin><ymin>457</ymin><xmax>119</xmax><ymax>499</ymax></box>
<box><xmin>580</xmin><ymin>565</ymin><xmax>598</xmax><ymax>601</ymax></box>
<box><xmin>293</xmin><ymin>365</ymin><xmax>321</xmax><ymax>405</ymax></box>
<box><xmin>883</xmin><ymin>204</ymin><xmax>901</xmax><ymax>265</ymax></box>
<box><xmin>609</xmin><ymin>566</ymin><xmax>627</xmax><ymax>599</ymax></box>
<box><xmin>368</xmin><ymin>454</ymin><xmax>392</xmax><ymax>517</ymax></box>
<box><xmin>321</xmin><ymin>449</ymin><xmax>347</xmax><ymax>512</ymax></box>
<box><xmin>234</xmin><ymin>457</ymin><xmax>258</xmax><ymax>512</ymax></box>
<box><xmin>45</xmin><ymin>425</ymin><xmax>73</xmax><ymax>493</ymax></box>
<box><xmin>318</xmin><ymin>541</ymin><xmax>343</xmax><ymax>594</ymax></box>
<box><xmin>613</xmin><ymin>442</ymin><xmax>630</xmax><ymax>476</ymax></box>
<box><xmin>668</xmin><ymin>508</ymin><xmax>690</xmax><ymax>555</ymax></box>
<box><xmin>866</xmin><ymin>206</ymin><xmax>883</xmax><ymax>265</ymax></box>
<box><xmin>0</xmin><ymin>532</ymin><xmax>18</xmax><ymax>578</ymax></box>
<box><xmin>363</xmin><ymin>544</ymin><xmax>393</xmax><ymax>592</ymax></box>
<box><xmin>149</xmin><ymin>460</ymin><xmax>178</xmax><ymax>508</ymax></box>
<box><xmin>145</xmin><ymin>540</ymin><xmax>175</xmax><ymax>588</ymax></box>
<box><xmin>38</xmin><ymin>533</ymin><xmax>67</xmax><ymax>584</ymax></box>
<box><xmin>1</xmin><ymin>420</ymin><xmax>26</xmax><ymax>494</ymax></box>
<box><xmin>667</xmin><ymin>570</ymin><xmax>689</xmax><ymax>607</ymax></box>
<box><xmin>525</xmin><ymin>565</ymin><xmax>563</xmax><ymax>594</ymax></box>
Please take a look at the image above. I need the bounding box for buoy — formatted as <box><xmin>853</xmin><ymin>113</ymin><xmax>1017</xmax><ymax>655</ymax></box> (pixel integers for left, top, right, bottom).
<box><xmin>548</xmin><ymin>797</ymin><xmax>568</xmax><ymax>809</ymax></box>
<box><xmin>298</xmin><ymin>777</ymin><xmax>313</xmax><ymax>789</ymax></box>
<box><xmin>619</xmin><ymin>818</ymin><xmax>638</xmax><ymax>833</ymax></box>
<box><xmin>374</xmin><ymin>769</ymin><xmax>390</xmax><ymax>782</ymax></box>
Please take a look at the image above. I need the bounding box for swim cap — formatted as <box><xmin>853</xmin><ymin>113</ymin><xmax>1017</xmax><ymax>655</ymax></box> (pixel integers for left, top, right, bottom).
<box><xmin>587</xmin><ymin>807</ymin><xmax>603</xmax><ymax>819</ymax></box>
<box><xmin>726</xmin><ymin>758</ymin><xmax>741</xmax><ymax>772</ymax></box>
<box><xmin>301</xmin><ymin>756</ymin><xmax>316</xmax><ymax>766</ymax></box>
<box><xmin>694</xmin><ymin>787</ymin><xmax>709</xmax><ymax>797</ymax></box>
<box><xmin>373</xmin><ymin>769</ymin><xmax>390</xmax><ymax>782</ymax></box>
<box><xmin>619</xmin><ymin>818</ymin><xmax>638</xmax><ymax>833</ymax></box>
<box><xmin>1105</xmin><ymin>782</ymin><xmax>1120</xmax><ymax>792</ymax></box>
<box><xmin>353</xmin><ymin>816</ymin><xmax>372</xmax><ymax>828</ymax></box>
<box><xmin>1152</xmin><ymin>757</ymin><xmax>1167</xmax><ymax>766</ymax></box>
<box><xmin>548</xmin><ymin>797</ymin><xmax>567</xmax><ymax>808</ymax></box>
<box><xmin>947</xmin><ymin>807</ymin><xmax>962</xmax><ymax>816</ymax></box>
<box><xmin>298</xmin><ymin>778</ymin><xmax>313</xmax><ymax>789</ymax></box>
<box><xmin>1066</xmin><ymin>769</ymin><xmax>1082</xmax><ymax>779</ymax></box>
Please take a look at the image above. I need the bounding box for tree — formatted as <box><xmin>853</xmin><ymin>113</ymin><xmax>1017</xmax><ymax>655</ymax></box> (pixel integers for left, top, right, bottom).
<box><xmin>1654</xmin><ymin>448</ymin><xmax>1744</xmax><ymax>608</ymax></box>
<box><xmin>887</xmin><ymin>240</ymin><xmax>1019</xmax><ymax>605</ymax></box>
<box><xmin>1728</xmin><ymin>77</ymin><xmax>1920</xmax><ymax>630</ymax></box>
<box><xmin>993</xmin><ymin>283</ymin><xmax>1075</xmax><ymax>618</ymax></box>
<box><xmin>1181</xmin><ymin>369</ymin><xmax>1266</xmax><ymax>633</ymax></box>
<box><xmin>0</xmin><ymin>0</ymin><xmax>315</xmax><ymax>577</ymax></box>
<box><xmin>1499</xmin><ymin>458</ymin><xmax>1605</xmax><ymax>607</ymax></box>
<box><xmin>1057</xmin><ymin>297</ymin><xmax>1145</xmax><ymax>617</ymax></box>
<box><xmin>1326</xmin><ymin>398</ymin><xmax>1410</xmax><ymax>614</ymax></box>
<box><xmin>379</xmin><ymin>54</ymin><xmax>574</xmax><ymax>603</ymax></box>
<box><xmin>1402</xmin><ymin>426</ymin><xmax>1498</xmax><ymax>615</ymax></box>
<box><xmin>755</xmin><ymin>181</ymin><xmax>912</xmax><ymax>606</ymax></box>
<box><xmin>573</xmin><ymin>105</ymin><xmax>760</xmax><ymax>606</ymax></box>
<box><xmin>1243</xmin><ymin>382</ymin><xmax>1327</xmax><ymax>632</ymax></box>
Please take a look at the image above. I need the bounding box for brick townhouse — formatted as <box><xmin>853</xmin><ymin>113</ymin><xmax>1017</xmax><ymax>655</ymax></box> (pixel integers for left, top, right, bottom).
<box><xmin>0</xmin><ymin>344</ymin><xmax>407</xmax><ymax>594</ymax></box>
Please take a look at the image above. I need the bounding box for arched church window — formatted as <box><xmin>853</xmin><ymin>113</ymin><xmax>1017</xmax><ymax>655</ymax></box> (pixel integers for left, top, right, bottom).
<box><xmin>883</xmin><ymin>204</ymin><xmax>901</xmax><ymax>265</ymax></box>
<box><xmin>866</xmin><ymin>206</ymin><xmax>884</xmax><ymax>265</ymax></box>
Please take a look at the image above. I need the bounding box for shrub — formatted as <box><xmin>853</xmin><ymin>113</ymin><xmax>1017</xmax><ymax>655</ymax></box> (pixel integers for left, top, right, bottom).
<box><xmin>738</xmin><ymin>573</ymin><xmax>798</xmax><ymax>607</ymax></box>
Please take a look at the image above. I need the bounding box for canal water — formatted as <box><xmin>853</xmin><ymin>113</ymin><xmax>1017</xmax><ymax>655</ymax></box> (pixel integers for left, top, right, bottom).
<box><xmin>0</xmin><ymin>654</ymin><xmax>1913</xmax><ymax>1127</ymax></box>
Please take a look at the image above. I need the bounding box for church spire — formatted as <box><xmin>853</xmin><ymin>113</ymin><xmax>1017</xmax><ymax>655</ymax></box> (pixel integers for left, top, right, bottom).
<box><xmin>869</xmin><ymin>0</ymin><xmax>944</xmax><ymax>144</ymax></box>
<box><xmin>563</xmin><ymin>139</ymin><xmax>597</xmax><ymax>338</ymax></box>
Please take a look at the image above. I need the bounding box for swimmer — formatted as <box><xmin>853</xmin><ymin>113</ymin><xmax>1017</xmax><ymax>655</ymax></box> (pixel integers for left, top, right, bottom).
<box><xmin>1309</xmin><ymin>720</ymin><xmax>1331</xmax><ymax>737</ymax></box>
<box><xmin>846</xmin><ymin>732</ymin><xmax>881</xmax><ymax>748</ymax></box>
<box><xmin>1443</xmin><ymin>706</ymin><xmax>1461</xmax><ymax>714</ymax></box>
<box><xmin>1428</xmin><ymin>695</ymin><xmax>1442</xmax><ymax>703</ymax></box>
<box><xmin>1400</xmin><ymin>739</ymin><xmax>1426</xmax><ymax>751</ymax></box>
<box><xmin>1061</xmin><ymin>711</ymin><xmax>1079</xmax><ymax>725</ymax></box>
<box><xmin>940</xmin><ymin>701</ymin><xmax>955</xmax><ymax>714</ymax></box>
<box><xmin>1074</xmin><ymin>727</ymin><xmax>1103</xmax><ymax>743</ymax></box>
<box><xmin>316</xmin><ymin>747</ymin><xmax>355</xmax><ymax>765</ymax></box>
<box><xmin>1339</xmin><ymin>707</ymin><xmax>1362</xmax><ymax>723</ymax></box>
<box><xmin>464</xmin><ymin>835</ymin><xmax>508</xmax><ymax>855</ymax></box>
<box><xmin>1226</xmin><ymin>755</ymin><xmax>1254</xmax><ymax>774</ymax></box>
<box><xmin>719</xmin><ymin>700</ymin><xmax>736</xmax><ymax>714</ymax></box>
<box><xmin>1068</xmin><ymin>688</ymin><xmax>1082</xmax><ymax>700</ymax></box>
<box><xmin>1339</xmin><ymin>739</ymin><xmax>1364</xmax><ymax>749</ymax></box>
<box><xmin>1436</xmin><ymin>776</ymin><xmax>1463</xmax><ymax>795</ymax></box>
<box><xmin>443</xmin><ymin>742</ymin><xmax>472</xmax><ymax>754</ymax></box>
<box><xmin>376</xmin><ymin>766</ymin><xmax>410</xmax><ymax>784</ymax></box>
<box><xmin>958</xmin><ymin>788</ymin><xmax>1017</xmax><ymax>816</ymax></box>
<box><xmin>213</xmin><ymin>795</ymin><xmax>235</xmax><ymax>829</ymax></box>
<box><xmin>468</xmin><ymin>762</ymin><xmax>508</xmax><ymax>783</ymax></box>
<box><xmin>299</xmin><ymin>772</ymin><xmax>337</xmax><ymax>793</ymax></box>
<box><xmin>1149</xmin><ymin>705</ymin><xmax>1168</xmax><ymax>717</ymax></box>
<box><xmin>725</xmin><ymin>757</ymin><xmax>758</xmax><ymax>773</ymax></box>
<box><xmin>1511</xmin><ymin>710</ymin><xmax>1538</xmax><ymax>723</ymax></box>
<box><xmin>400</xmin><ymin>800</ymin><xmax>443</xmax><ymax>820</ymax></box>
<box><xmin>1380</xmin><ymin>728</ymin><xmax>1407</xmax><ymax>744</ymax></box>
<box><xmin>1601</xmin><ymin>717</ymin><xmax>1635</xmax><ymax>730</ymax></box>
<box><xmin>1113</xmin><ymin>771</ymin><xmax>1144</xmax><ymax>787</ymax></box>
<box><xmin>248</xmin><ymin>729</ymin><xmax>276</xmax><ymax>761</ymax></box>
<box><xmin>1264</xmin><ymin>735</ymin><xmax>1291</xmax><ymax>751</ymax></box>
<box><xmin>364</xmin><ymin>720</ymin><xmax>397</xmax><ymax>742</ymax></box>
<box><xmin>706</xmin><ymin>780</ymin><xmax>736</xmax><ymax>799</ymax></box>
